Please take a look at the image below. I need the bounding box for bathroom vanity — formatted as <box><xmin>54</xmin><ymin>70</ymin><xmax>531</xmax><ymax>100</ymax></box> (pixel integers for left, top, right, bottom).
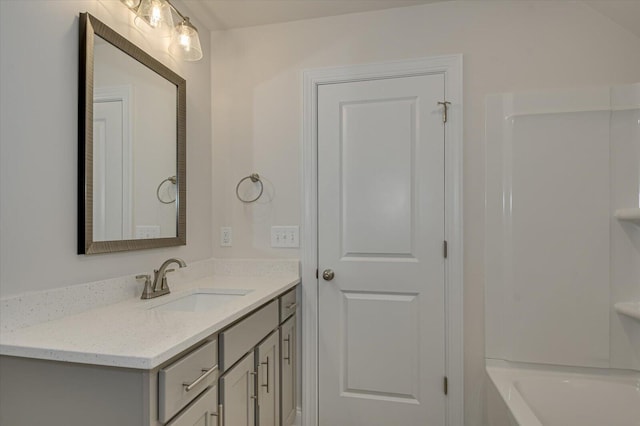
<box><xmin>0</xmin><ymin>273</ymin><xmax>299</xmax><ymax>426</ymax></box>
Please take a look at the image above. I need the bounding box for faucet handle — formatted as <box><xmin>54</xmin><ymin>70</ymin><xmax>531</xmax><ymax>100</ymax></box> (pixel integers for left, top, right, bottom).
<box><xmin>136</xmin><ymin>274</ymin><xmax>153</xmax><ymax>299</ymax></box>
<box><xmin>159</xmin><ymin>268</ymin><xmax>177</xmax><ymax>291</ymax></box>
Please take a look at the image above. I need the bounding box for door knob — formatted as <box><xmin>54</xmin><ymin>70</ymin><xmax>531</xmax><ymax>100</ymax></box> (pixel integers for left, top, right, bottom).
<box><xmin>322</xmin><ymin>269</ymin><xmax>335</xmax><ymax>281</ymax></box>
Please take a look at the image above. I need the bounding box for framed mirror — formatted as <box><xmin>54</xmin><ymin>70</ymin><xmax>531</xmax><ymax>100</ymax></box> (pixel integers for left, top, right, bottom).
<box><xmin>78</xmin><ymin>13</ymin><xmax>186</xmax><ymax>254</ymax></box>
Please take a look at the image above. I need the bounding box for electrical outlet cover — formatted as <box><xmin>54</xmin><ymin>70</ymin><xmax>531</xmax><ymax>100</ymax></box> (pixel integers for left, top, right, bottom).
<box><xmin>136</xmin><ymin>225</ymin><xmax>161</xmax><ymax>239</ymax></box>
<box><xmin>220</xmin><ymin>227</ymin><xmax>232</xmax><ymax>247</ymax></box>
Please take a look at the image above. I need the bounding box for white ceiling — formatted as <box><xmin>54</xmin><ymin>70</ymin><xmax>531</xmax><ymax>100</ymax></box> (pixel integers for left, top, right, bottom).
<box><xmin>174</xmin><ymin>0</ymin><xmax>442</xmax><ymax>31</ymax></box>
<box><xmin>173</xmin><ymin>0</ymin><xmax>640</xmax><ymax>39</ymax></box>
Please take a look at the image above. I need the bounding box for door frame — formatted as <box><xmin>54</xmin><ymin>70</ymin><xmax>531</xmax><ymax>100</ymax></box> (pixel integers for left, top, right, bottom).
<box><xmin>301</xmin><ymin>55</ymin><xmax>464</xmax><ymax>426</ymax></box>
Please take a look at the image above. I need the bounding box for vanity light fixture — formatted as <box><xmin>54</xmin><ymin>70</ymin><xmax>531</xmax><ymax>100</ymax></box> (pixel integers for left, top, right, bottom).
<box><xmin>120</xmin><ymin>0</ymin><xmax>141</xmax><ymax>10</ymax></box>
<box><xmin>120</xmin><ymin>0</ymin><xmax>203</xmax><ymax>61</ymax></box>
<box><xmin>134</xmin><ymin>0</ymin><xmax>174</xmax><ymax>36</ymax></box>
<box><xmin>169</xmin><ymin>16</ymin><xmax>203</xmax><ymax>61</ymax></box>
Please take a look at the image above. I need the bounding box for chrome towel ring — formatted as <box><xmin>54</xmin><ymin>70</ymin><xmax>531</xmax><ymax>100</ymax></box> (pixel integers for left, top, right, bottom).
<box><xmin>236</xmin><ymin>173</ymin><xmax>264</xmax><ymax>203</ymax></box>
<box><xmin>157</xmin><ymin>175</ymin><xmax>177</xmax><ymax>204</ymax></box>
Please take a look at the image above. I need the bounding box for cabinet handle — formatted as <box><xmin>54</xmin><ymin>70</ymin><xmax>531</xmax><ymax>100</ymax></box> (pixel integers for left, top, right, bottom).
<box><xmin>183</xmin><ymin>365</ymin><xmax>218</xmax><ymax>392</ymax></box>
<box><xmin>285</xmin><ymin>302</ymin><xmax>297</xmax><ymax>310</ymax></box>
<box><xmin>216</xmin><ymin>404</ymin><xmax>223</xmax><ymax>426</ymax></box>
<box><xmin>284</xmin><ymin>335</ymin><xmax>291</xmax><ymax>365</ymax></box>
<box><xmin>210</xmin><ymin>407</ymin><xmax>221</xmax><ymax>426</ymax></box>
<box><xmin>250</xmin><ymin>370</ymin><xmax>258</xmax><ymax>400</ymax></box>
<box><xmin>261</xmin><ymin>356</ymin><xmax>270</xmax><ymax>393</ymax></box>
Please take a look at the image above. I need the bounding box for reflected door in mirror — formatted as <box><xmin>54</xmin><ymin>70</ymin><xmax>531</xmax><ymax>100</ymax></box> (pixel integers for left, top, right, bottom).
<box><xmin>93</xmin><ymin>96</ymin><xmax>130</xmax><ymax>240</ymax></box>
<box><xmin>93</xmin><ymin>35</ymin><xmax>177</xmax><ymax>242</ymax></box>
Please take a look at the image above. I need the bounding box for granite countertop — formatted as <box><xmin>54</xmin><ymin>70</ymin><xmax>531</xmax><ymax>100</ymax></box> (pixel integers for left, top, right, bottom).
<box><xmin>0</xmin><ymin>274</ymin><xmax>300</xmax><ymax>369</ymax></box>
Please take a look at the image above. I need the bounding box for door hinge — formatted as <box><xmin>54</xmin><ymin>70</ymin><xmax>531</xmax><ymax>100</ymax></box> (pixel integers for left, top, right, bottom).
<box><xmin>316</xmin><ymin>268</ymin><xmax>319</xmax><ymax>279</ymax></box>
<box><xmin>443</xmin><ymin>240</ymin><xmax>448</xmax><ymax>259</ymax></box>
<box><xmin>444</xmin><ymin>376</ymin><xmax>448</xmax><ymax>395</ymax></box>
<box><xmin>437</xmin><ymin>101</ymin><xmax>451</xmax><ymax>123</ymax></box>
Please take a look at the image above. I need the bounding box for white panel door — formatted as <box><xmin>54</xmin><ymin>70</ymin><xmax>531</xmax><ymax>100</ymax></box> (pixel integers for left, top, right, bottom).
<box><xmin>318</xmin><ymin>74</ymin><xmax>446</xmax><ymax>426</ymax></box>
<box><xmin>93</xmin><ymin>100</ymin><xmax>124</xmax><ymax>241</ymax></box>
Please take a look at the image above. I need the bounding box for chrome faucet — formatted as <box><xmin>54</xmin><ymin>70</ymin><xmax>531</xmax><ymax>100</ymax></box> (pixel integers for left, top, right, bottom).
<box><xmin>137</xmin><ymin>258</ymin><xmax>187</xmax><ymax>299</ymax></box>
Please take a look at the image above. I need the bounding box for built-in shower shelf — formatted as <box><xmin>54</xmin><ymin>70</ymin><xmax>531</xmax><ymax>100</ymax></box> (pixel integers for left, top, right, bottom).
<box><xmin>614</xmin><ymin>302</ymin><xmax>640</xmax><ymax>321</ymax></box>
<box><xmin>614</xmin><ymin>208</ymin><xmax>640</xmax><ymax>226</ymax></box>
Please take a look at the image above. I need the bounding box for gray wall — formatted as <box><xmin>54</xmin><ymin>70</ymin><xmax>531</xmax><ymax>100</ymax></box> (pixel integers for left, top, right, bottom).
<box><xmin>0</xmin><ymin>0</ymin><xmax>213</xmax><ymax>297</ymax></box>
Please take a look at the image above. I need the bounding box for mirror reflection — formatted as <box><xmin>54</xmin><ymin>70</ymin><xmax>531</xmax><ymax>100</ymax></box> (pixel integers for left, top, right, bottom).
<box><xmin>93</xmin><ymin>35</ymin><xmax>177</xmax><ymax>241</ymax></box>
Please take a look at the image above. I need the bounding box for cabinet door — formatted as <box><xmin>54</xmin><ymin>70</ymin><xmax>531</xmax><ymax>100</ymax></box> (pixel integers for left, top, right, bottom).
<box><xmin>167</xmin><ymin>385</ymin><xmax>218</xmax><ymax>426</ymax></box>
<box><xmin>256</xmin><ymin>330</ymin><xmax>280</xmax><ymax>426</ymax></box>
<box><xmin>280</xmin><ymin>314</ymin><xmax>296</xmax><ymax>426</ymax></box>
<box><xmin>220</xmin><ymin>352</ymin><xmax>255</xmax><ymax>426</ymax></box>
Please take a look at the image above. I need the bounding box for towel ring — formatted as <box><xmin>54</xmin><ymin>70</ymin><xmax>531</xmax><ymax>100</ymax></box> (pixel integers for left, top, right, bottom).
<box><xmin>157</xmin><ymin>176</ymin><xmax>177</xmax><ymax>204</ymax></box>
<box><xmin>236</xmin><ymin>173</ymin><xmax>264</xmax><ymax>203</ymax></box>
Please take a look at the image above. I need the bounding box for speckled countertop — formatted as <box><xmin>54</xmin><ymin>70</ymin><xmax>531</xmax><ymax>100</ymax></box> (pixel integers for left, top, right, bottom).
<box><xmin>0</xmin><ymin>274</ymin><xmax>299</xmax><ymax>369</ymax></box>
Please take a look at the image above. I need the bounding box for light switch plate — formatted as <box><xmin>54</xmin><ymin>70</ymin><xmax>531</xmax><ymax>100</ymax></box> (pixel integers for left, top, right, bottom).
<box><xmin>271</xmin><ymin>226</ymin><xmax>299</xmax><ymax>248</ymax></box>
<box><xmin>220</xmin><ymin>227</ymin><xmax>232</xmax><ymax>247</ymax></box>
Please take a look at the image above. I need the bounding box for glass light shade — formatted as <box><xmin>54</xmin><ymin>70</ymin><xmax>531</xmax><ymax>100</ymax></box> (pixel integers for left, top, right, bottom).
<box><xmin>120</xmin><ymin>0</ymin><xmax>141</xmax><ymax>9</ymax></box>
<box><xmin>169</xmin><ymin>18</ymin><xmax>203</xmax><ymax>61</ymax></box>
<box><xmin>135</xmin><ymin>0</ymin><xmax>174</xmax><ymax>37</ymax></box>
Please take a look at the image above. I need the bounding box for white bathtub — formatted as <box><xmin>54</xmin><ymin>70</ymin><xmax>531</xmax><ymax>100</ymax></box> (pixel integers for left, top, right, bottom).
<box><xmin>486</xmin><ymin>360</ymin><xmax>640</xmax><ymax>426</ymax></box>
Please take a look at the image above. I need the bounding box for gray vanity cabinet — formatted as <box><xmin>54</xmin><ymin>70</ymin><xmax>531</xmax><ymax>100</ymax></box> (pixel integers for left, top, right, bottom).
<box><xmin>159</xmin><ymin>339</ymin><xmax>219</xmax><ymax>423</ymax></box>
<box><xmin>219</xmin><ymin>352</ymin><xmax>256</xmax><ymax>426</ymax></box>
<box><xmin>279</xmin><ymin>286</ymin><xmax>297</xmax><ymax>426</ymax></box>
<box><xmin>218</xmin><ymin>300</ymin><xmax>279</xmax><ymax>426</ymax></box>
<box><xmin>256</xmin><ymin>330</ymin><xmax>280</xmax><ymax>426</ymax></box>
<box><xmin>0</xmin><ymin>340</ymin><xmax>216</xmax><ymax>426</ymax></box>
<box><xmin>0</xmin><ymin>286</ymin><xmax>299</xmax><ymax>426</ymax></box>
<box><xmin>220</xmin><ymin>330</ymin><xmax>284</xmax><ymax>426</ymax></box>
<box><xmin>217</xmin><ymin>287</ymin><xmax>298</xmax><ymax>426</ymax></box>
<box><xmin>280</xmin><ymin>314</ymin><xmax>297</xmax><ymax>426</ymax></box>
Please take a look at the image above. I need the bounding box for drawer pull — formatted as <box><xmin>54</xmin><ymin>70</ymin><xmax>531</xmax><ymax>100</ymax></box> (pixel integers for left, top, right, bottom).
<box><xmin>285</xmin><ymin>302</ymin><xmax>297</xmax><ymax>310</ymax></box>
<box><xmin>183</xmin><ymin>365</ymin><xmax>218</xmax><ymax>392</ymax></box>
<box><xmin>261</xmin><ymin>356</ymin><xmax>270</xmax><ymax>393</ymax></box>
<box><xmin>284</xmin><ymin>335</ymin><xmax>291</xmax><ymax>365</ymax></box>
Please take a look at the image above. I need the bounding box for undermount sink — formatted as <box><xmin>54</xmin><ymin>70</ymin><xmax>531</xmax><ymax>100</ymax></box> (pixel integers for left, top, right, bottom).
<box><xmin>150</xmin><ymin>289</ymin><xmax>253</xmax><ymax>313</ymax></box>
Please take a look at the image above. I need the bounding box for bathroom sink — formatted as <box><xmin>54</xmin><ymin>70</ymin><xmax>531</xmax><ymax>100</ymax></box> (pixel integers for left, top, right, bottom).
<box><xmin>150</xmin><ymin>289</ymin><xmax>253</xmax><ymax>313</ymax></box>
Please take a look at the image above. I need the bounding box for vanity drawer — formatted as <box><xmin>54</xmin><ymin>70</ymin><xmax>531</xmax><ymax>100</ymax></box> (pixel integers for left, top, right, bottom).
<box><xmin>279</xmin><ymin>287</ymin><xmax>297</xmax><ymax>323</ymax></box>
<box><xmin>159</xmin><ymin>339</ymin><xmax>218</xmax><ymax>423</ymax></box>
<box><xmin>219</xmin><ymin>300</ymin><xmax>278</xmax><ymax>371</ymax></box>
<box><xmin>166</xmin><ymin>385</ymin><xmax>218</xmax><ymax>426</ymax></box>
